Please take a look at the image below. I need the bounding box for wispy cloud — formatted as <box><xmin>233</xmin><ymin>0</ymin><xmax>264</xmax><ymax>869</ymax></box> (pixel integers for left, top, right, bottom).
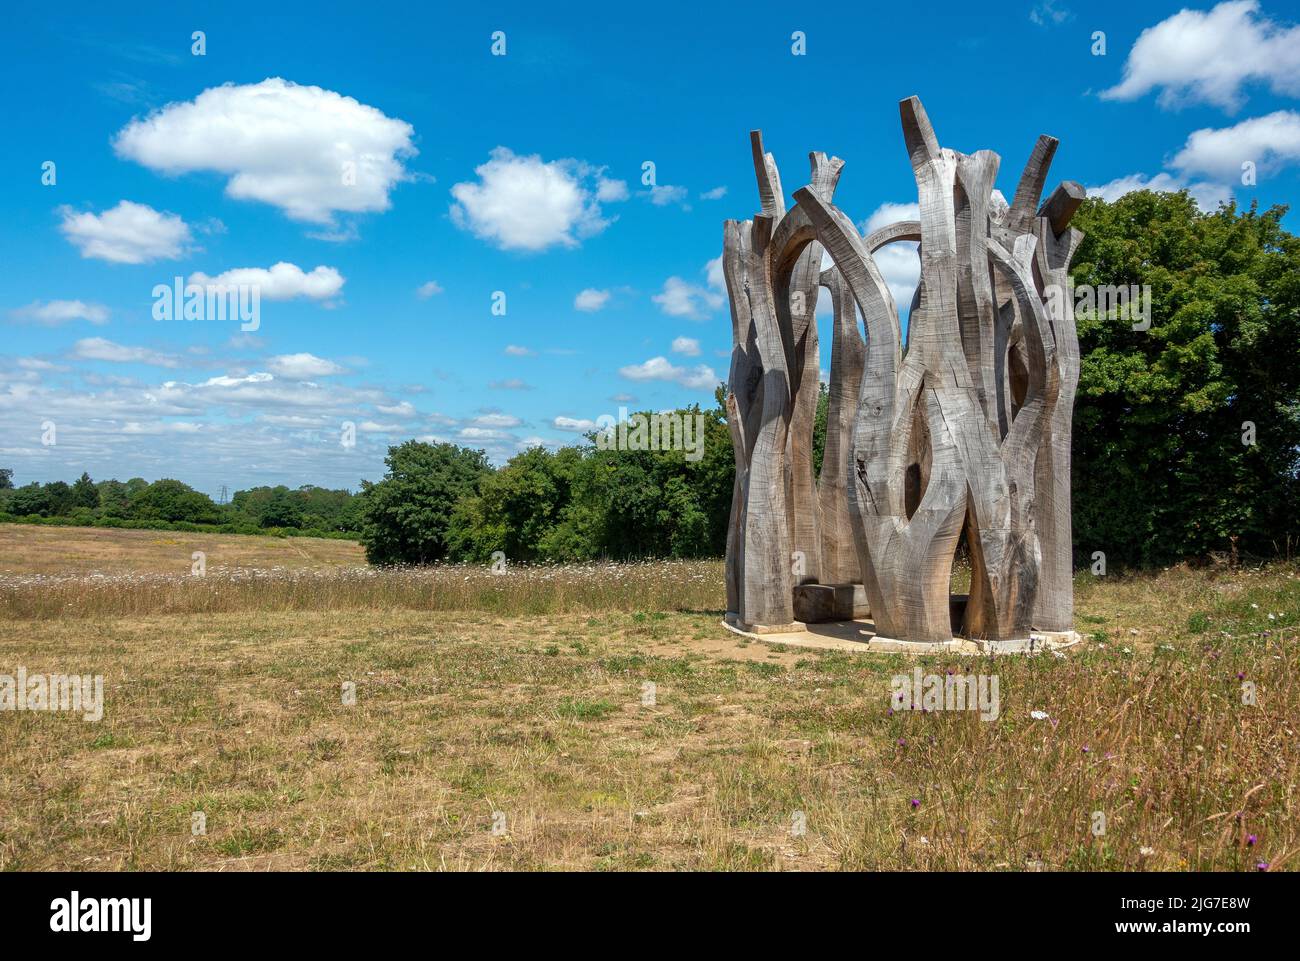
<box><xmin>9</xmin><ymin>300</ymin><xmax>110</xmax><ymax>326</ymax></box>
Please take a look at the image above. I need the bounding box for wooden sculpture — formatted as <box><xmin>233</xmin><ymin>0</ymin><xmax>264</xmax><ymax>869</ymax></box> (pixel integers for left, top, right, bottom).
<box><xmin>723</xmin><ymin>96</ymin><xmax>1083</xmax><ymax>645</ymax></box>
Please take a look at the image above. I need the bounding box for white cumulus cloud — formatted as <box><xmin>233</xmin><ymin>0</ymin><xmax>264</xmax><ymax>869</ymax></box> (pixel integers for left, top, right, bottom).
<box><xmin>187</xmin><ymin>263</ymin><xmax>345</xmax><ymax>302</ymax></box>
<box><xmin>58</xmin><ymin>200</ymin><xmax>192</xmax><ymax>264</ymax></box>
<box><xmin>1100</xmin><ymin>0</ymin><xmax>1300</xmax><ymax>112</ymax></box>
<box><xmin>266</xmin><ymin>353</ymin><xmax>346</xmax><ymax>379</ymax></box>
<box><xmin>1086</xmin><ymin>172</ymin><xmax>1233</xmax><ymax>211</ymax></box>
<box><xmin>653</xmin><ymin>267</ymin><xmax>725</xmax><ymax>320</ymax></box>
<box><xmin>450</xmin><ymin>147</ymin><xmax>613</xmax><ymax>251</ymax></box>
<box><xmin>1171</xmin><ymin>110</ymin><xmax>1300</xmax><ymax>179</ymax></box>
<box><xmin>596</xmin><ymin>178</ymin><xmax>629</xmax><ymax>202</ymax></box>
<box><xmin>574</xmin><ymin>288</ymin><xmax>611</xmax><ymax>312</ymax></box>
<box><xmin>114</xmin><ymin>77</ymin><xmax>417</xmax><ymax>224</ymax></box>
<box><xmin>619</xmin><ymin>356</ymin><xmax>717</xmax><ymax>391</ymax></box>
<box><xmin>671</xmin><ymin>336</ymin><xmax>700</xmax><ymax>356</ymax></box>
<box><xmin>858</xmin><ymin>202</ymin><xmax>921</xmax><ymax>311</ymax></box>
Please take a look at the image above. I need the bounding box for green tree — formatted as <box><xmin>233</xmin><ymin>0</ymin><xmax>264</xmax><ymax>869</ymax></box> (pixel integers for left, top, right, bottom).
<box><xmin>1070</xmin><ymin>192</ymin><xmax>1300</xmax><ymax>565</ymax></box>
<box><xmin>567</xmin><ymin>401</ymin><xmax>733</xmax><ymax>560</ymax></box>
<box><xmin>7</xmin><ymin>483</ymin><xmax>52</xmax><ymax>516</ymax></box>
<box><xmin>358</xmin><ymin>441</ymin><xmax>491</xmax><ymax>564</ymax></box>
<box><xmin>130</xmin><ymin>479</ymin><xmax>221</xmax><ymax>524</ymax></box>
<box><xmin>97</xmin><ymin>479</ymin><xmax>131</xmax><ymax>518</ymax></box>
<box><xmin>447</xmin><ymin>445</ymin><xmax>584</xmax><ymax>562</ymax></box>
<box><xmin>260</xmin><ymin>488</ymin><xmax>304</xmax><ymax>528</ymax></box>
<box><xmin>811</xmin><ymin>382</ymin><xmax>828</xmax><ymax>479</ymax></box>
<box><xmin>44</xmin><ymin>481</ymin><xmax>74</xmax><ymax>516</ymax></box>
<box><xmin>71</xmin><ymin>472</ymin><xmax>99</xmax><ymax>510</ymax></box>
<box><xmin>0</xmin><ymin>468</ymin><xmax>13</xmax><ymax>490</ymax></box>
<box><xmin>295</xmin><ymin>485</ymin><xmax>360</xmax><ymax>532</ymax></box>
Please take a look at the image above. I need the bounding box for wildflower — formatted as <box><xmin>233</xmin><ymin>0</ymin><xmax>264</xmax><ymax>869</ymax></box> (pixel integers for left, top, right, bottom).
<box><xmin>1030</xmin><ymin>710</ymin><xmax>1049</xmax><ymax>720</ymax></box>
<box><xmin>1247</xmin><ymin>834</ymin><xmax>1258</xmax><ymax>847</ymax></box>
<box><xmin>910</xmin><ymin>799</ymin><xmax>920</xmax><ymax>809</ymax></box>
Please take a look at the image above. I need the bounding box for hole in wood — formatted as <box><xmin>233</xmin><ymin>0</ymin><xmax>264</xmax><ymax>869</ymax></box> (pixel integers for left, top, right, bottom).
<box><xmin>1009</xmin><ymin>341</ymin><xmax>1029</xmax><ymax>417</ymax></box>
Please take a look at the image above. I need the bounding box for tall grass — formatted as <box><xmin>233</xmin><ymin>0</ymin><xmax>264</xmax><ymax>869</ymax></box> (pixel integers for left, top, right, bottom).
<box><xmin>0</xmin><ymin>560</ymin><xmax>726</xmax><ymax>620</ymax></box>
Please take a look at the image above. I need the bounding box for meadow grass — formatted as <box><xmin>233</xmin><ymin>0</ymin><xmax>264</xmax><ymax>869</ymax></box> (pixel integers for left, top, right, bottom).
<box><xmin>1</xmin><ymin>524</ymin><xmax>1297</xmax><ymax>871</ymax></box>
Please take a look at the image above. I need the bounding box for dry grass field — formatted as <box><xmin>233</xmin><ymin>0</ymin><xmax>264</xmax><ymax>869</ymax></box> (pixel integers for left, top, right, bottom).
<box><xmin>1</xmin><ymin>523</ymin><xmax>1297</xmax><ymax>871</ymax></box>
<box><xmin>0</xmin><ymin>523</ymin><xmax>363</xmax><ymax>576</ymax></box>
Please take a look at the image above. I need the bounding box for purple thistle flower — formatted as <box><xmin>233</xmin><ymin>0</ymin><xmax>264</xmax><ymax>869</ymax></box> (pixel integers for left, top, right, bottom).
<box><xmin>910</xmin><ymin>798</ymin><xmax>920</xmax><ymax>809</ymax></box>
<box><xmin>1256</xmin><ymin>861</ymin><xmax>1269</xmax><ymax>872</ymax></box>
<box><xmin>1247</xmin><ymin>834</ymin><xmax>1258</xmax><ymax>846</ymax></box>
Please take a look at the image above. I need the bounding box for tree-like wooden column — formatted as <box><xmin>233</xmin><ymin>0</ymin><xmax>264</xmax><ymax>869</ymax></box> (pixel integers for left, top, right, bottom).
<box><xmin>815</xmin><ymin>264</ymin><xmax>865</xmax><ymax>585</ymax></box>
<box><xmin>723</xmin><ymin>133</ymin><xmax>844</xmax><ymax>630</ymax></box>
<box><xmin>786</xmin><ymin>96</ymin><xmax>1084</xmax><ymax>643</ymax></box>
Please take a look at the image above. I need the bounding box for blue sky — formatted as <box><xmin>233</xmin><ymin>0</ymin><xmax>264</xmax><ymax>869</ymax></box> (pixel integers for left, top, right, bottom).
<box><xmin>3</xmin><ymin>0</ymin><xmax>1298</xmax><ymax>497</ymax></box>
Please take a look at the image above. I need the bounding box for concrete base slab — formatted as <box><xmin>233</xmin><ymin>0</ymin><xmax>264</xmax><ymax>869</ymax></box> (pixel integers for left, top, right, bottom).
<box><xmin>722</xmin><ymin>612</ymin><xmax>805</xmax><ymax>635</ymax></box>
<box><xmin>721</xmin><ymin>612</ymin><xmax>1081</xmax><ymax>656</ymax></box>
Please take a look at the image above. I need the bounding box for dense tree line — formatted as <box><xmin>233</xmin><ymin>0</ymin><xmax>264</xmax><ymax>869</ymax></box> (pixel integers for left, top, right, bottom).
<box><xmin>1069</xmin><ymin>193</ymin><xmax>1300</xmax><ymax>565</ymax></box>
<box><xmin>358</xmin><ymin>401</ymin><xmax>733</xmax><ymax>565</ymax></box>
<box><xmin>3</xmin><ymin>194</ymin><xmax>1295</xmax><ymax>568</ymax></box>
<box><xmin>0</xmin><ymin>472</ymin><xmax>360</xmax><ymax>538</ymax></box>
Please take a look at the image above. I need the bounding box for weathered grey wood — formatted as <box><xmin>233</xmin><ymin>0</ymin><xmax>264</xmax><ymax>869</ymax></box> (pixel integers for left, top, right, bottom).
<box><xmin>793</xmin><ymin>582</ymin><xmax>869</xmax><ymax>622</ymax></box>
<box><xmin>1006</xmin><ymin>135</ymin><xmax>1058</xmax><ymax>235</ymax></box>
<box><xmin>1039</xmin><ymin>180</ymin><xmax>1086</xmax><ymax>238</ymax></box>
<box><xmin>1031</xmin><ymin>192</ymin><xmax>1084</xmax><ymax>631</ymax></box>
<box><xmin>785</xmin><ymin>239</ymin><xmax>824</xmax><ymax>586</ymax></box>
<box><xmin>723</xmin><ymin>97</ymin><xmax>1083</xmax><ymax>642</ymax></box>
<box><xmin>815</xmin><ymin>267</ymin><xmax>863</xmax><ymax>585</ymax></box>
<box><xmin>722</xmin><ymin>134</ymin><xmax>843</xmax><ymax>630</ymax></box>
